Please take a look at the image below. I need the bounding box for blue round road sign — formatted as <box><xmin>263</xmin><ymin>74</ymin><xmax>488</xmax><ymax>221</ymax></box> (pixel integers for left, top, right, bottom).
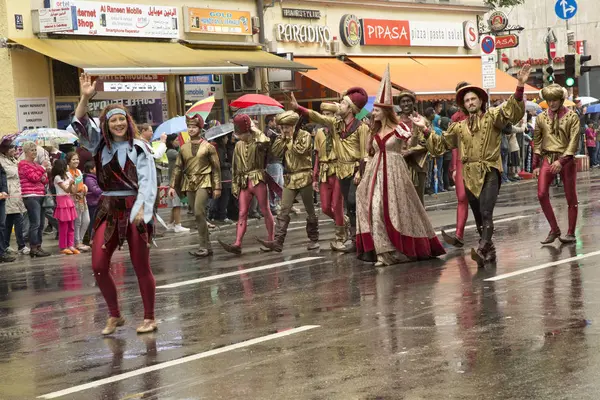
<box><xmin>481</xmin><ymin>35</ymin><xmax>495</xmax><ymax>54</ymax></box>
<box><xmin>555</xmin><ymin>0</ymin><xmax>578</xmax><ymax>20</ymax></box>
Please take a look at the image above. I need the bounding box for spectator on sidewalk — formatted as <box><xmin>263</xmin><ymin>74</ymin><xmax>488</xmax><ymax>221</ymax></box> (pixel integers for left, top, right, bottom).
<box><xmin>265</xmin><ymin>115</ymin><xmax>283</xmax><ymax>215</ymax></box>
<box><xmin>0</xmin><ymin>142</ymin><xmax>28</xmax><ymax>255</ymax></box>
<box><xmin>586</xmin><ymin>121</ymin><xmax>597</xmax><ymax>166</ymax></box>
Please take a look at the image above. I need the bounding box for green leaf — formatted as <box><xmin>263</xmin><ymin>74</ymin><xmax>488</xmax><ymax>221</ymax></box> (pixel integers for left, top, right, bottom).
<box><xmin>484</xmin><ymin>0</ymin><xmax>525</xmax><ymax>7</ymax></box>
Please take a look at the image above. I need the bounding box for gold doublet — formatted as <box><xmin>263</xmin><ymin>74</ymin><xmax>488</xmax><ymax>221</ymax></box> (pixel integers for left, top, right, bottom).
<box><xmin>170</xmin><ymin>140</ymin><xmax>221</xmax><ymax>193</ymax></box>
<box><xmin>232</xmin><ymin>127</ymin><xmax>270</xmax><ymax>197</ymax></box>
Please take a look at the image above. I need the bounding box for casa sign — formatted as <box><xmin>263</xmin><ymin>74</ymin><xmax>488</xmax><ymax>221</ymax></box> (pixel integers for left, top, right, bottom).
<box><xmin>275</xmin><ymin>23</ymin><xmax>332</xmax><ymax>45</ymax></box>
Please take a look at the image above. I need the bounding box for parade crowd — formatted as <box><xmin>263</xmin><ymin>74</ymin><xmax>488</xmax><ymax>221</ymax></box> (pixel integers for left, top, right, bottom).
<box><xmin>0</xmin><ymin>63</ymin><xmax>593</xmax><ymax>334</ymax></box>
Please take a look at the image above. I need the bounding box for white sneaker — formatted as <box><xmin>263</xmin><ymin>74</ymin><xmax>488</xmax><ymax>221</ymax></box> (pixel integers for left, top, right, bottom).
<box><xmin>18</xmin><ymin>246</ymin><xmax>30</xmax><ymax>255</ymax></box>
<box><xmin>173</xmin><ymin>224</ymin><xmax>190</xmax><ymax>233</ymax></box>
<box><xmin>223</xmin><ymin>218</ymin><xmax>234</xmax><ymax>225</ymax></box>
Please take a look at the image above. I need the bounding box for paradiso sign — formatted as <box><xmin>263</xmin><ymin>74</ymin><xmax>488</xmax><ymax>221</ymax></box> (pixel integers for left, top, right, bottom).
<box><xmin>275</xmin><ymin>23</ymin><xmax>332</xmax><ymax>46</ymax></box>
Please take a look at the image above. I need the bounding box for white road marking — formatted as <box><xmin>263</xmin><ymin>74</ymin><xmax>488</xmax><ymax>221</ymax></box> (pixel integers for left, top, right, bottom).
<box><xmin>434</xmin><ymin>215</ymin><xmax>528</xmax><ymax>236</ymax></box>
<box><xmin>290</xmin><ymin>219</ymin><xmax>332</xmax><ymax>225</ymax></box>
<box><xmin>37</xmin><ymin>325</ymin><xmax>320</xmax><ymax>399</ymax></box>
<box><xmin>485</xmin><ymin>250</ymin><xmax>600</xmax><ymax>282</ymax></box>
<box><xmin>157</xmin><ymin>257</ymin><xmax>324</xmax><ymax>289</ymax></box>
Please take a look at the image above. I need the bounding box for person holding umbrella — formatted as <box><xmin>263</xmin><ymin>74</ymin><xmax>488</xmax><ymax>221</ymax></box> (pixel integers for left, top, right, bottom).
<box><xmin>168</xmin><ymin>115</ymin><xmax>221</xmax><ymax>258</ymax></box>
<box><xmin>71</xmin><ymin>73</ymin><xmax>159</xmax><ymax>335</ymax></box>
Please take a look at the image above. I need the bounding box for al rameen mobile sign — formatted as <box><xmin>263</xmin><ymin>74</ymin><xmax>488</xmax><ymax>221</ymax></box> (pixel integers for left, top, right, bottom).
<box><xmin>340</xmin><ymin>14</ymin><xmax>474</xmax><ymax>48</ymax></box>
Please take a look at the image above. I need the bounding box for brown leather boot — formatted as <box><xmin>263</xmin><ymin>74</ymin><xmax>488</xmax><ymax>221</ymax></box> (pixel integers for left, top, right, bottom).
<box><xmin>306</xmin><ymin>215</ymin><xmax>320</xmax><ymax>250</ymax></box>
<box><xmin>256</xmin><ymin>215</ymin><xmax>290</xmax><ymax>253</ymax></box>
<box><xmin>442</xmin><ymin>230</ymin><xmax>464</xmax><ymax>248</ymax></box>
<box><xmin>218</xmin><ymin>240</ymin><xmax>242</xmax><ymax>255</ymax></box>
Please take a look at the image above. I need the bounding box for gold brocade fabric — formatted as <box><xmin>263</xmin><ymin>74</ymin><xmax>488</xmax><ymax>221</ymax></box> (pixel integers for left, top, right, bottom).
<box><xmin>170</xmin><ymin>140</ymin><xmax>221</xmax><ymax>193</ymax></box>
<box><xmin>272</xmin><ymin>129</ymin><xmax>313</xmax><ymax>189</ymax></box>
<box><xmin>399</xmin><ymin>115</ymin><xmax>430</xmax><ymax>187</ymax></box>
<box><xmin>427</xmin><ymin>94</ymin><xmax>525</xmax><ymax>198</ymax></box>
<box><xmin>314</xmin><ymin>128</ymin><xmax>338</xmax><ymax>182</ymax></box>
<box><xmin>307</xmin><ymin>110</ymin><xmax>369</xmax><ymax>180</ymax></box>
<box><xmin>232</xmin><ymin>127</ymin><xmax>270</xmax><ymax>197</ymax></box>
<box><xmin>534</xmin><ymin>109</ymin><xmax>581</xmax><ymax>164</ymax></box>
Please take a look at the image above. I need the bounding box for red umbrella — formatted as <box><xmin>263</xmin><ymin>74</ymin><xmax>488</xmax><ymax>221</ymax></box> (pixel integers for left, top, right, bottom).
<box><xmin>230</xmin><ymin>94</ymin><xmax>283</xmax><ymax>109</ymax></box>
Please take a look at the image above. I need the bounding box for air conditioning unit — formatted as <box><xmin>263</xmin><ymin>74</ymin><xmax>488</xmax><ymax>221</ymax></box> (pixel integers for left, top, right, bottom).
<box><xmin>266</xmin><ymin>40</ymin><xmax>277</xmax><ymax>53</ymax></box>
<box><xmin>241</xmin><ymin>68</ymin><xmax>261</xmax><ymax>91</ymax></box>
<box><xmin>326</xmin><ymin>40</ymin><xmax>340</xmax><ymax>55</ymax></box>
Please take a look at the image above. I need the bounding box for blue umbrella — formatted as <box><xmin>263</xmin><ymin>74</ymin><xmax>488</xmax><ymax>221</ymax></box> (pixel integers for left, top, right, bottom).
<box><xmin>586</xmin><ymin>104</ymin><xmax>600</xmax><ymax>114</ymax></box>
<box><xmin>152</xmin><ymin>116</ymin><xmax>187</xmax><ymax>140</ymax></box>
<box><xmin>356</xmin><ymin>96</ymin><xmax>376</xmax><ymax>120</ymax></box>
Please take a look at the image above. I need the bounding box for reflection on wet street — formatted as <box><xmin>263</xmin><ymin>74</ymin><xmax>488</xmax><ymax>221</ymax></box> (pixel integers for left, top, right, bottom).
<box><xmin>3</xmin><ymin>173</ymin><xmax>600</xmax><ymax>399</ymax></box>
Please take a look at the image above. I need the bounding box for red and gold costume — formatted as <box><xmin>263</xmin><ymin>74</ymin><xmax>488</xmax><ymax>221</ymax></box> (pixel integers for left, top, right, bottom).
<box><xmin>298</xmin><ymin>87</ymin><xmax>370</xmax><ymax>251</ymax></box>
<box><xmin>219</xmin><ymin>114</ymin><xmax>274</xmax><ymax>254</ymax></box>
<box><xmin>533</xmin><ymin>84</ymin><xmax>581</xmax><ymax>244</ymax></box>
<box><xmin>313</xmin><ymin>102</ymin><xmax>346</xmax><ymax>250</ymax></box>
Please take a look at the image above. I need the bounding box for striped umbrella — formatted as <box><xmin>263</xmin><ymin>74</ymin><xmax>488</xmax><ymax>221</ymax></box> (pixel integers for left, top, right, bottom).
<box><xmin>186</xmin><ymin>96</ymin><xmax>215</xmax><ymax>120</ymax></box>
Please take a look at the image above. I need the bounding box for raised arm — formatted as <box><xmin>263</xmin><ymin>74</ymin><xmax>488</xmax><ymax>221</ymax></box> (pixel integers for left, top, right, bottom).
<box><xmin>492</xmin><ymin>64</ymin><xmax>530</xmax><ymax>128</ymax></box>
<box><xmin>290</xmin><ymin>92</ymin><xmax>336</xmax><ymax>130</ymax></box>
<box><xmin>71</xmin><ymin>73</ymin><xmax>103</xmax><ymax>154</ymax></box>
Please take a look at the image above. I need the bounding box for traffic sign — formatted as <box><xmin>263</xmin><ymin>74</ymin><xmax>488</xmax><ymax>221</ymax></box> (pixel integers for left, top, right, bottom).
<box><xmin>481</xmin><ymin>53</ymin><xmax>497</xmax><ymax>89</ymax></box>
<box><xmin>555</xmin><ymin>0</ymin><xmax>577</xmax><ymax>20</ymax></box>
<box><xmin>481</xmin><ymin>35</ymin><xmax>496</xmax><ymax>55</ymax></box>
<box><xmin>549</xmin><ymin>42</ymin><xmax>557</xmax><ymax>59</ymax></box>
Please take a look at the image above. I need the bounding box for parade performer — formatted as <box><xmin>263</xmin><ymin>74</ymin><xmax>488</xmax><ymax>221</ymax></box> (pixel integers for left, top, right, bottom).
<box><xmin>533</xmin><ymin>83</ymin><xmax>580</xmax><ymax>244</ymax></box>
<box><xmin>415</xmin><ymin>64</ymin><xmax>530</xmax><ymax>265</ymax></box>
<box><xmin>441</xmin><ymin>81</ymin><xmax>470</xmax><ymax>248</ymax></box>
<box><xmin>258</xmin><ymin>111</ymin><xmax>319</xmax><ymax>252</ymax></box>
<box><xmin>72</xmin><ymin>73</ymin><xmax>158</xmax><ymax>335</ymax></box>
<box><xmin>313</xmin><ymin>103</ymin><xmax>346</xmax><ymax>251</ymax></box>
<box><xmin>290</xmin><ymin>88</ymin><xmax>370</xmax><ymax>252</ymax></box>
<box><xmin>356</xmin><ymin>66</ymin><xmax>445</xmax><ymax>266</ymax></box>
<box><xmin>219</xmin><ymin>114</ymin><xmax>274</xmax><ymax>255</ymax></box>
<box><xmin>395</xmin><ymin>90</ymin><xmax>431</xmax><ymax>205</ymax></box>
<box><xmin>169</xmin><ymin>115</ymin><xmax>221</xmax><ymax>258</ymax></box>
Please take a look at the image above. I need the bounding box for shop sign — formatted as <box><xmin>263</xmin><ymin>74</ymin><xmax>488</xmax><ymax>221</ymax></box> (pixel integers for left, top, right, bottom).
<box><xmin>94</xmin><ymin>74</ymin><xmax>166</xmax><ymax>82</ymax></box>
<box><xmin>488</xmin><ymin>11</ymin><xmax>509</xmax><ymax>33</ymax></box>
<box><xmin>184</xmin><ymin>75</ymin><xmax>224</xmax><ymax>100</ymax></box>
<box><xmin>275</xmin><ymin>23</ymin><xmax>331</xmax><ymax>45</ymax></box>
<box><xmin>184</xmin><ymin>7</ymin><xmax>251</xmax><ymax>35</ymax></box>
<box><xmin>513</xmin><ymin>57</ymin><xmax>565</xmax><ymax>67</ymax></box>
<box><xmin>16</xmin><ymin>98</ymin><xmax>51</xmax><ymax>131</ymax></box>
<box><xmin>34</xmin><ymin>7</ymin><xmax>77</xmax><ymax>33</ymax></box>
<box><xmin>103</xmin><ymin>82</ymin><xmax>165</xmax><ymax>92</ymax></box>
<box><xmin>282</xmin><ymin>8</ymin><xmax>321</xmax><ymax>19</ymax></box>
<box><xmin>340</xmin><ymin>14</ymin><xmax>362</xmax><ymax>47</ymax></box>
<box><xmin>359</xmin><ymin>18</ymin><xmax>464</xmax><ymax>47</ymax></box>
<box><xmin>495</xmin><ymin>34</ymin><xmax>519</xmax><ymax>49</ymax></box>
<box><xmin>463</xmin><ymin>21</ymin><xmax>478</xmax><ymax>50</ymax></box>
<box><xmin>64</xmin><ymin>1</ymin><xmax>178</xmax><ymax>39</ymax></box>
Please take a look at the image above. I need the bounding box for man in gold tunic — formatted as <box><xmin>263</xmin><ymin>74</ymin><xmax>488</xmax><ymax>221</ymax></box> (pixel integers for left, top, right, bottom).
<box><xmin>396</xmin><ymin>90</ymin><xmax>430</xmax><ymax>205</ymax></box>
<box><xmin>258</xmin><ymin>111</ymin><xmax>319</xmax><ymax>252</ymax></box>
<box><xmin>169</xmin><ymin>115</ymin><xmax>221</xmax><ymax>258</ymax></box>
<box><xmin>533</xmin><ymin>84</ymin><xmax>581</xmax><ymax>245</ymax></box>
<box><xmin>313</xmin><ymin>102</ymin><xmax>347</xmax><ymax>251</ymax></box>
<box><xmin>415</xmin><ymin>64</ymin><xmax>531</xmax><ymax>265</ymax></box>
<box><xmin>219</xmin><ymin>114</ymin><xmax>275</xmax><ymax>255</ymax></box>
<box><xmin>290</xmin><ymin>88</ymin><xmax>370</xmax><ymax>252</ymax></box>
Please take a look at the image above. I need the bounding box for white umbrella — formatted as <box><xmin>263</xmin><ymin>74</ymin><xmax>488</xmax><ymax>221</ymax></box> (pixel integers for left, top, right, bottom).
<box><xmin>15</xmin><ymin>128</ymin><xmax>78</xmax><ymax>146</ymax></box>
<box><xmin>575</xmin><ymin>96</ymin><xmax>598</xmax><ymax>106</ymax></box>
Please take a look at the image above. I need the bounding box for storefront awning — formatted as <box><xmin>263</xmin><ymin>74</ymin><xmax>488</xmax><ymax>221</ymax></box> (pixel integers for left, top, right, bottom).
<box><xmin>201</xmin><ymin>49</ymin><xmax>315</xmax><ymax>71</ymax></box>
<box><xmin>11</xmin><ymin>38</ymin><xmax>248</xmax><ymax>75</ymax></box>
<box><xmin>296</xmin><ymin>58</ymin><xmax>398</xmax><ymax>97</ymax></box>
<box><xmin>349</xmin><ymin>56</ymin><xmax>539</xmax><ymax>100</ymax></box>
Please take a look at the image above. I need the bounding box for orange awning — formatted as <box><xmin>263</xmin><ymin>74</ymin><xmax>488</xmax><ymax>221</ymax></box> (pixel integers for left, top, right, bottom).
<box><xmin>297</xmin><ymin>57</ymin><xmax>398</xmax><ymax>97</ymax></box>
<box><xmin>349</xmin><ymin>56</ymin><xmax>539</xmax><ymax>100</ymax></box>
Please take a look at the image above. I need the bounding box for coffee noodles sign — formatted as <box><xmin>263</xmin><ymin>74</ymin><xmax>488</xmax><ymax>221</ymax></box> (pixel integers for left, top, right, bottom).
<box><xmin>275</xmin><ymin>23</ymin><xmax>332</xmax><ymax>46</ymax></box>
<box><xmin>61</xmin><ymin>1</ymin><xmax>179</xmax><ymax>38</ymax></box>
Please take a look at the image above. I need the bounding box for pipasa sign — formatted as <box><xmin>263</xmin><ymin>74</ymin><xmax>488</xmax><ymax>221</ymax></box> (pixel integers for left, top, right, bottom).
<box><xmin>360</xmin><ymin>18</ymin><xmax>464</xmax><ymax>47</ymax></box>
<box><xmin>495</xmin><ymin>34</ymin><xmax>519</xmax><ymax>49</ymax></box>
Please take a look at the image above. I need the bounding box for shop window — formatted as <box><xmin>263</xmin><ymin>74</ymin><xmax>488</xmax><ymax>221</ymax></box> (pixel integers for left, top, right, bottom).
<box><xmin>52</xmin><ymin>60</ymin><xmax>79</xmax><ymax>97</ymax></box>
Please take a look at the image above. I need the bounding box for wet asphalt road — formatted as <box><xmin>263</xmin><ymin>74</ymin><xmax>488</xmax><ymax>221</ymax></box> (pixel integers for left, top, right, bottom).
<box><xmin>2</xmin><ymin>172</ymin><xmax>600</xmax><ymax>399</ymax></box>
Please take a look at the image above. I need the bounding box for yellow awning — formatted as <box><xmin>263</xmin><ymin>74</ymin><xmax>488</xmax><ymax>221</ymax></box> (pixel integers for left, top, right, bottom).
<box><xmin>192</xmin><ymin>49</ymin><xmax>315</xmax><ymax>70</ymax></box>
<box><xmin>11</xmin><ymin>38</ymin><xmax>248</xmax><ymax>75</ymax></box>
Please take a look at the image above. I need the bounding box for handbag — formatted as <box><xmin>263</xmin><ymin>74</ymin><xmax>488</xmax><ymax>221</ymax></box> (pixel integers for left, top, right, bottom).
<box><xmin>42</xmin><ymin>193</ymin><xmax>55</xmax><ymax>208</ymax></box>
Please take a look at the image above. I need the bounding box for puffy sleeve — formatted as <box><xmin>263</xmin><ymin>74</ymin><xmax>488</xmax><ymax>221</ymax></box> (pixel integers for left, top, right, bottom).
<box><xmin>170</xmin><ymin>151</ymin><xmax>183</xmax><ymax>191</ymax></box>
<box><xmin>271</xmin><ymin>136</ymin><xmax>289</xmax><ymax>159</ymax></box>
<box><xmin>303</xmin><ymin>109</ymin><xmax>336</xmax><ymax>131</ymax></box>
<box><xmin>130</xmin><ymin>143</ymin><xmax>157</xmax><ymax>224</ymax></box>
<box><xmin>252</xmin><ymin>127</ymin><xmax>271</xmax><ymax>151</ymax></box>
<box><xmin>231</xmin><ymin>145</ymin><xmax>241</xmax><ymax>198</ymax></box>
<box><xmin>70</xmin><ymin>115</ymin><xmax>104</xmax><ymax>155</ymax></box>
<box><xmin>291</xmin><ymin>130</ymin><xmax>312</xmax><ymax>156</ymax></box>
<box><xmin>491</xmin><ymin>94</ymin><xmax>526</xmax><ymax>128</ymax></box>
<box><xmin>208</xmin><ymin>144</ymin><xmax>222</xmax><ymax>191</ymax></box>
<box><xmin>563</xmin><ymin>113</ymin><xmax>581</xmax><ymax>158</ymax></box>
<box><xmin>427</xmin><ymin>122</ymin><xmax>460</xmax><ymax>157</ymax></box>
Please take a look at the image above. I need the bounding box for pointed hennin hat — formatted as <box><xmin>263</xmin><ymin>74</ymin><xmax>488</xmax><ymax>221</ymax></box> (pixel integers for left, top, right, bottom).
<box><xmin>374</xmin><ymin>64</ymin><xmax>393</xmax><ymax>108</ymax></box>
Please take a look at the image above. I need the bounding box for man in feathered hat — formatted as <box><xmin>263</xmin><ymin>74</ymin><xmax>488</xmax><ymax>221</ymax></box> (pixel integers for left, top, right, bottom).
<box><xmin>257</xmin><ymin>111</ymin><xmax>319</xmax><ymax>252</ymax></box>
<box><xmin>313</xmin><ymin>102</ymin><xmax>347</xmax><ymax>251</ymax></box>
<box><xmin>532</xmin><ymin>83</ymin><xmax>580</xmax><ymax>244</ymax></box>
<box><xmin>413</xmin><ymin>64</ymin><xmax>531</xmax><ymax>266</ymax></box>
<box><xmin>290</xmin><ymin>87</ymin><xmax>370</xmax><ymax>252</ymax></box>
<box><xmin>169</xmin><ymin>114</ymin><xmax>221</xmax><ymax>258</ymax></box>
<box><xmin>218</xmin><ymin>114</ymin><xmax>275</xmax><ymax>255</ymax></box>
<box><xmin>396</xmin><ymin>89</ymin><xmax>431</xmax><ymax>205</ymax></box>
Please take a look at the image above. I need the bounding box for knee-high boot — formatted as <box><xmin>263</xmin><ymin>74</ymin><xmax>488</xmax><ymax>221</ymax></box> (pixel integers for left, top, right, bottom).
<box><xmin>306</xmin><ymin>215</ymin><xmax>320</xmax><ymax>250</ymax></box>
<box><xmin>257</xmin><ymin>215</ymin><xmax>290</xmax><ymax>253</ymax></box>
